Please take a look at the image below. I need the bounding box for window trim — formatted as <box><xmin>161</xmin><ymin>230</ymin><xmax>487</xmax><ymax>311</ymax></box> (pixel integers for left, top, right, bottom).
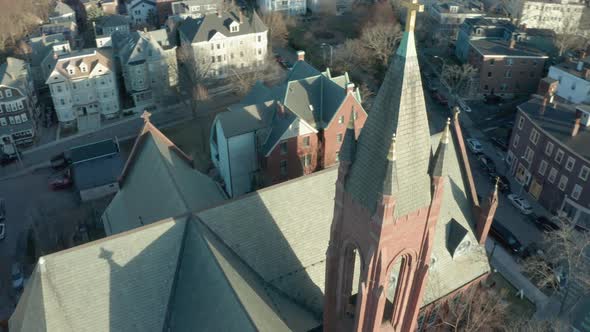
<box><xmin>572</xmin><ymin>184</ymin><xmax>583</xmax><ymax>200</ymax></box>
<box><xmin>579</xmin><ymin>166</ymin><xmax>590</xmax><ymax>181</ymax></box>
<box><xmin>545</xmin><ymin>142</ymin><xmax>554</xmax><ymax>156</ymax></box>
<box><xmin>565</xmin><ymin>157</ymin><xmax>576</xmax><ymax>172</ymax></box>
<box><xmin>538</xmin><ymin>160</ymin><xmax>548</xmax><ymax>175</ymax></box>
<box><xmin>555</xmin><ymin>149</ymin><xmax>565</xmax><ymax>164</ymax></box>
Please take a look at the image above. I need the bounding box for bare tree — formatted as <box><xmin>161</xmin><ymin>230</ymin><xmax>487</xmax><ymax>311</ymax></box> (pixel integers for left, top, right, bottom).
<box><xmin>260</xmin><ymin>11</ymin><xmax>293</xmax><ymax>47</ymax></box>
<box><xmin>424</xmin><ymin>285</ymin><xmax>508</xmax><ymax>332</ymax></box>
<box><xmin>359</xmin><ymin>17</ymin><xmax>402</xmax><ymax>66</ymax></box>
<box><xmin>442</xmin><ymin>63</ymin><xmax>477</xmax><ymax>101</ymax></box>
<box><xmin>332</xmin><ymin>38</ymin><xmax>372</xmax><ymax>75</ymax></box>
<box><xmin>505</xmin><ymin>317</ymin><xmax>569</xmax><ymax>332</ymax></box>
<box><xmin>522</xmin><ymin>217</ymin><xmax>590</xmax><ymax>314</ymax></box>
<box><xmin>230</xmin><ymin>56</ymin><xmax>283</xmax><ymax>96</ymax></box>
<box><xmin>172</xmin><ymin>44</ymin><xmax>214</xmax><ymax>116</ymax></box>
<box><xmin>554</xmin><ymin>33</ymin><xmax>583</xmax><ymax>57</ymax></box>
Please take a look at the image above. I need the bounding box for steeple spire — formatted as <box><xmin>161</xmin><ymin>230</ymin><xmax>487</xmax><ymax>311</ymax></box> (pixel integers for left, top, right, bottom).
<box><xmin>431</xmin><ymin>118</ymin><xmax>451</xmax><ymax>177</ymax></box>
<box><xmin>344</xmin><ymin>0</ymin><xmax>432</xmax><ymax>217</ymax></box>
<box><xmin>382</xmin><ymin>134</ymin><xmax>398</xmax><ymax>196</ymax></box>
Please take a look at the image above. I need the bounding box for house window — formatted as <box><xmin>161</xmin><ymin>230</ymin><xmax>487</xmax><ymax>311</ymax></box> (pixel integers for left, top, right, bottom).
<box><xmin>302</xmin><ymin>154</ymin><xmax>311</xmax><ymax>167</ymax></box>
<box><xmin>572</xmin><ymin>184</ymin><xmax>583</xmax><ymax>200</ymax></box>
<box><xmin>579</xmin><ymin>166</ymin><xmax>590</xmax><ymax>181</ymax></box>
<box><xmin>338</xmin><ymin>115</ymin><xmax>344</xmax><ymax>124</ymax></box>
<box><xmin>231</xmin><ymin>26</ymin><xmax>237</xmax><ymax>32</ymax></box>
<box><xmin>507</xmin><ymin>58</ymin><xmax>514</xmax><ymax>66</ymax></box>
<box><xmin>558</xmin><ymin>175</ymin><xmax>568</xmax><ymax>191</ymax></box>
<box><xmin>211</xmin><ymin>56</ymin><xmax>215</xmax><ymax>63</ymax></box>
<box><xmin>548</xmin><ymin>168</ymin><xmax>558</xmax><ymax>183</ymax></box>
<box><xmin>211</xmin><ymin>44</ymin><xmax>214</xmax><ymax>50</ymax></box>
<box><xmin>335</xmin><ymin>151</ymin><xmax>340</xmax><ymax>162</ymax></box>
<box><xmin>217</xmin><ymin>56</ymin><xmax>222</xmax><ymax>62</ymax></box>
<box><xmin>545</xmin><ymin>142</ymin><xmax>554</xmax><ymax>156</ymax></box>
<box><xmin>337</xmin><ymin>133</ymin><xmax>343</xmax><ymax>143</ymax></box>
<box><xmin>0</xmin><ymin>117</ymin><xmax>6</xmax><ymax>126</ymax></box>
<box><xmin>500</xmin><ymin>83</ymin><xmax>507</xmax><ymax>91</ymax></box>
<box><xmin>518</xmin><ymin>116</ymin><xmax>524</xmax><ymax>129</ymax></box>
<box><xmin>513</xmin><ymin>134</ymin><xmax>520</xmax><ymax>148</ymax></box>
<box><xmin>303</xmin><ymin>136</ymin><xmax>310</xmax><ymax>147</ymax></box>
<box><xmin>280</xmin><ymin>160</ymin><xmax>288</xmax><ymax>176</ymax></box>
<box><xmin>555</xmin><ymin>149</ymin><xmax>564</xmax><ymax>164</ymax></box>
<box><xmin>505</xmin><ymin>69</ymin><xmax>512</xmax><ymax>78</ymax></box>
<box><xmin>257</xmin><ymin>35</ymin><xmax>261</xmax><ymax>42</ymax></box>
<box><xmin>0</xmin><ymin>91</ymin><xmax>3</xmax><ymax>99</ymax></box>
<box><xmin>8</xmin><ymin>116</ymin><xmax>14</xmax><ymax>124</ymax></box>
<box><xmin>56</xmin><ymin>85</ymin><xmax>62</xmax><ymax>93</ymax></box>
<box><xmin>20</xmin><ymin>113</ymin><xmax>27</xmax><ymax>122</ymax></box>
<box><xmin>538</xmin><ymin>160</ymin><xmax>548</xmax><ymax>175</ymax></box>
<box><xmin>524</xmin><ymin>146</ymin><xmax>534</xmax><ymax>163</ymax></box>
<box><xmin>280</xmin><ymin>141</ymin><xmax>288</xmax><ymax>155</ymax></box>
<box><xmin>17</xmin><ymin>101</ymin><xmax>23</xmax><ymax>110</ymax></box>
<box><xmin>530</xmin><ymin>129</ymin><xmax>540</xmax><ymax>144</ymax></box>
<box><xmin>217</xmin><ymin>43</ymin><xmax>221</xmax><ymax>49</ymax></box>
<box><xmin>490</xmin><ymin>59</ymin><xmax>495</xmax><ymax>65</ymax></box>
<box><xmin>565</xmin><ymin>157</ymin><xmax>576</xmax><ymax>171</ymax></box>
<box><xmin>487</xmin><ymin>72</ymin><xmax>492</xmax><ymax>77</ymax></box>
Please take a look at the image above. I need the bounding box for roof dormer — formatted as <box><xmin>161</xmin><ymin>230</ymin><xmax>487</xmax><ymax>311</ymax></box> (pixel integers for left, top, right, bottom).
<box><xmin>229</xmin><ymin>20</ymin><xmax>239</xmax><ymax>33</ymax></box>
<box><xmin>79</xmin><ymin>62</ymin><xmax>88</xmax><ymax>73</ymax></box>
<box><xmin>66</xmin><ymin>62</ymin><xmax>76</xmax><ymax>75</ymax></box>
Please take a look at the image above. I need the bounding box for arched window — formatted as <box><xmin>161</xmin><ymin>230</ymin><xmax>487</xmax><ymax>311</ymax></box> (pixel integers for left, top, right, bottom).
<box><xmin>339</xmin><ymin>243</ymin><xmax>363</xmax><ymax>318</ymax></box>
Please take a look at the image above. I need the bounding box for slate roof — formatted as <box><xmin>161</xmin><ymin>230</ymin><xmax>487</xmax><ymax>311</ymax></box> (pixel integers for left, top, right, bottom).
<box><xmin>518</xmin><ymin>99</ymin><xmax>590</xmax><ymax>160</ymax></box>
<box><xmin>178</xmin><ymin>11</ymin><xmax>267</xmax><ymax>44</ymax></box>
<box><xmin>46</xmin><ymin>49</ymin><xmax>114</xmax><ymax>83</ymax></box>
<box><xmin>218</xmin><ymin>101</ymin><xmax>275</xmax><ymax>138</ymax></box>
<box><xmin>102</xmin><ymin>120</ymin><xmax>226</xmax><ymax>234</ymax></box>
<box><xmin>68</xmin><ymin>139</ymin><xmax>119</xmax><ymax>164</ymax></box>
<box><xmin>28</xmin><ymin>33</ymin><xmax>68</xmax><ymax>67</ymax></box>
<box><xmin>0</xmin><ymin>58</ymin><xmax>29</xmax><ymax>93</ymax></box>
<box><xmin>72</xmin><ymin>154</ymin><xmax>124</xmax><ymax>190</ymax></box>
<box><xmin>470</xmin><ymin>39</ymin><xmax>548</xmax><ymax>57</ymax></box>
<box><xmin>114</xmin><ymin>29</ymin><xmax>173</xmax><ymax>67</ymax></box>
<box><xmin>345</xmin><ymin>31</ymin><xmax>433</xmax><ymax>217</ymax></box>
<box><xmin>95</xmin><ymin>14</ymin><xmax>130</xmax><ymax>29</ymax></box>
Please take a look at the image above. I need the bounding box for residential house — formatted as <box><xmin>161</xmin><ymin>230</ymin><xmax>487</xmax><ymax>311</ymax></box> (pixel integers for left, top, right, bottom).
<box><xmin>46</xmin><ymin>49</ymin><xmax>120</xmax><ymax>131</ymax></box>
<box><xmin>507</xmin><ymin>94</ymin><xmax>590</xmax><ymax>229</ymax></box>
<box><xmin>426</xmin><ymin>1</ymin><xmax>484</xmax><ymax>41</ymax></box>
<box><xmin>49</xmin><ymin>1</ymin><xmax>77</xmax><ymax>24</ymax></box>
<box><xmin>128</xmin><ymin>0</ymin><xmax>157</xmax><ymax>26</ymax></box>
<box><xmin>257</xmin><ymin>0</ymin><xmax>307</xmax><ymax>15</ymax></box>
<box><xmin>27</xmin><ymin>33</ymin><xmax>72</xmax><ymax>89</ymax></box>
<box><xmin>80</xmin><ymin>0</ymin><xmax>120</xmax><ymax>15</ymax></box>
<box><xmin>178</xmin><ymin>11</ymin><xmax>267</xmax><ymax>79</ymax></box>
<box><xmin>171</xmin><ymin>0</ymin><xmax>223</xmax><ymax>19</ymax></box>
<box><xmin>504</xmin><ymin>0</ymin><xmax>586</xmax><ymax>33</ymax></box>
<box><xmin>548</xmin><ymin>55</ymin><xmax>590</xmax><ymax>104</ymax></box>
<box><xmin>467</xmin><ymin>38</ymin><xmax>548</xmax><ymax>98</ymax></box>
<box><xmin>112</xmin><ymin>29</ymin><xmax>178</xmax><ymax>108</ymax></box>
<box><xmin>10</xmin><ymin>17</ymin><xmax>499</xmax><ymax>329</ymax></box>
<box><xmin>93</xmin><ymin>14</ymin><xmax>131</xmax><ymax>48</ymax></box>
<box><xmin>0</xmin><ymin>58</ymin><xmax>39</xmax><ymax>150</ymax></box>
<box><xmin>210</xmin><ymin>51</ymin><xmax>368</xmax><ymax>197</ymax></box>
<box><xmin>456</xmin><ymin>16</ymin><xmax>523</xmax><ymax>62</ymax></box>
<box><xmin>68</xmin><ymin>139</ymin><xmax>124</xmax><ymax>201</ymax></box>
<box><xmin>40</xmin><ymin>21</ymin><xmax>78</xmax><ymax>47</ymax></box>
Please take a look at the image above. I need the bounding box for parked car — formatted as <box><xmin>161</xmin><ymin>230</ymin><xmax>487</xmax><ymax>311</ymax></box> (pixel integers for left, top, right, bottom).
<box><xmin>0</xmin><ymin>153</ymin><xmax>17</xmax><ymax>167</ymax></box>
<box><xmin>490</xmin><ymin>220</ymin><xmax>523</xmax><ymax>255</ymax></box>
<box><xmin>0</xmin><ymin>223</ymin><xmax>4</xmax><ymax>240</ymax></box>
<box><xmin>484</xmin><ymin>94</ymin><xmax>503</xmax><ymax>105</ymax></box>
<box><xmin>466</xmin><ymin>138</ymin><xmax>483</xmax><ymax>154</ymax></box>
<box><xmin>432</xmin><ymin>91</ymin><xmax>448</xmax><ymax>106</ymax></box>
<box><xmin>12</xmin><ymin>263</ymin><xmax>24</xmax><ymax>291</ymax></box>
<box><xmin>507</xmin><ymin>194</ymin><xmax>533</xmax><ymax>215</ymax></box>
<box><xmin>490</xmin><ymin>137</ymin><xmax>508</xmax><ymax>151</ymax></box>
<box><xmin>520</xmin><ymin>242</ymin><xmax>545</xmax><ymax>260</ymax></box>
<box><xmin>478</xmin><ymin>154</ymin><xmax>496</xmax><ymax>173</ymax></box>
<box><xmin>0</xmin><ymin>198</ymin><xmax>5</xmax><ymax>221</ymax></box>
<box><xmin>489</xmin><ymin>174</ymin><xmax>511</xmax><ymax>193</ymax></box>
<box><xmin>530</xmin><ymin>215</ymin><xmax>560</xmax><ymax>232</ymax></box>
<box><xmin>49</xmin><ymin>175</ymin><xmax>73</xmax><ymax>191</ymax></box>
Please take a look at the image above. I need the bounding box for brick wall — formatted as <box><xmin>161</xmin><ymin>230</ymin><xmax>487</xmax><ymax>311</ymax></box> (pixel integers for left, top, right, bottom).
<box><xmin>263</xmin><ymin>133</ymin><xmax>319</xmax><ymax>186</ymax></box>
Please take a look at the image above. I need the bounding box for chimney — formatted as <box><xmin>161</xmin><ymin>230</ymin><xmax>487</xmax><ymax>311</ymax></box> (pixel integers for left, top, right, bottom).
<box><xmin>296</xmin><ymin>50</ymin><xmax>305</xmax><ymax>62</ymax></box>
<box><xmin>346</xmin><ymin>83</ymin><xmax>355</xmax><ymax>94</ymax></box>
<box><xmin>509</xmin><ymin>37</ymin><xmax>516</xmax><ymax>49</ymax></box>
<box><xmin>217</xmin><ymin>10</ymin><xmax>222</xmax><ymax>18</ymax></box>
<box><xmin>277</xmin><ymin>101</ymin><xmax>286</xmax><ymax>118</ymax></box>
<box><xmin>584</xmin><ymin>68</ymin><xmax>590</xmax><ymax>80</ymax></box>
<box><xmin>572</xmin><ymin>110</ymin><xmax>582</xmax><ymax>136</ymax></box>
<box><xmin>239</xmin><ymin>11</ymin><xmax>243</xmax><ymax>23</ymax></box>
<box><xmin>41</xmin><ymin>33</ymin><xmax>46</xmax><ymax>44</ymax></box>
<box><xmin>53</xmin><ymin>52</ymin><xmax>58</xmax><ymax>60</ymax></box>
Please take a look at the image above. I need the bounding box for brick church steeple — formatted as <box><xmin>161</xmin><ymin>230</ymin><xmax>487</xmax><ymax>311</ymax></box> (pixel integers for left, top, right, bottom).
<box><xmin>323</xmin><ymin>1</ymin><xmax>450</xmax><ymax>330</ymax></box>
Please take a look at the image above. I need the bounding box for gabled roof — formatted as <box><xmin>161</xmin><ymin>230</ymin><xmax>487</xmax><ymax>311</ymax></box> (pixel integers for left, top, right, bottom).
<box><xmin>345</xmin><ymin>31</ymin><xmax>433</xmax><ymax>217</ymax></box>
<box><xmin>46</xmin><ymin>49</ymin><xmax>114</xmax><ymax>83</ymax></box>
<box><xmin>178</xmin><ymin>11</ymin><xmax>267</xmax><ymax>44</ymax></box>
<box><xmin>102</xmin><ymin>119</ymin><xmax>226</xmax><ymax>234</ymax></box>
<box><xmin>69</xmin><ymin>139</ymin><xmax>119</xmax><ymax>164</ymax></box>
<box><xmin>218</xmin><ymin>101</ymin><xmax>275</xmax><ymax>138</ymax></box>
<box><xmin>129</xmin><ymin>0</ymin><xmax>156</xmax><ymax>9</ymax></box>
<box><xmin>0</xmin><ymin>58</ymin><xmax>28</xmax><ymax>93</ymax></box>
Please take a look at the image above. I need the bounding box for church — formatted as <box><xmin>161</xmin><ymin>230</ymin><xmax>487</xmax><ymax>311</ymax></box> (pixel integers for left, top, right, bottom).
<box><xmin>9</xmin><ymin>2</ymin><xmax>498</xmax><ymax>331</ymax></box>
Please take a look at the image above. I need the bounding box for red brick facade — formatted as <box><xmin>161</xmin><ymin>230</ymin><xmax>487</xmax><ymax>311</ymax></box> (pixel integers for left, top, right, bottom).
<box><xmin>262</xmin><ymin>92</ymin><xmax>367</xmax><ymax>187</ymax></box>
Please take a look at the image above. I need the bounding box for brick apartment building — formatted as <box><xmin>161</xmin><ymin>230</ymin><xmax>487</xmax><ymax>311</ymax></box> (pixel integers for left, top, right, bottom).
<box><xmin>507</xmin><ymin>82</ymin><xmax>590</xmax><ymax>228</ymax></box>
<box><xmin>209</xmin><ymin>51</ymin><xmax>367</xmax><ymax>197</ymax></box>
<box><xmin>467</xmin><ymin>38</ymin><xmax>548</xmax><ymax>98</ymax></box>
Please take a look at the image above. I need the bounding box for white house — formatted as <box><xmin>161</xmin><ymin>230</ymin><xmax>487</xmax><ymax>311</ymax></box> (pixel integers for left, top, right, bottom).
<box><xmin>94</xmin><ymin>15</ymin><xmax>131</xmax><ymax>48</ymax></box>
<box><xmin>46</xmin><ymin>49</ymin><xmax>120</xmax><ymax>131</ymax></box>
<box><xmin>548</xmin><ymin>58</ymin><xmax>590</xmax><ymax>104</ymax></box>
<box><xmin>257</xmin><ymin>0</ymin><xmax>306</xmax><ymax>15</ymax></box>
<box><xmin>504</xmin><ymin>0</ymin><xmax>585</xmax><ymax>33</ymax></box>
<box><xmin>113</xmin><ymin>29</ymin><xmax>177</xmax><ymax>108</ymax></box>
<box><xmin>178</xmin><ymin>11</ymin><xmax>268</xmax><ymax>79</ymax></box>
<box><xmin>127</xmin><ymin>0</ymin><xmax>157</xmax><ymax>26</ymax></box>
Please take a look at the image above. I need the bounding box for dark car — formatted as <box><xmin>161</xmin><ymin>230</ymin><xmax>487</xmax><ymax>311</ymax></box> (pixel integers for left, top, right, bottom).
<box><xmin>484</xmin><ymin>94</ymin><xmax>503</xmax><ymax>104</ymax></box>
<box><xmin>432</xmin><ymin>92</ymin><xmax>448</xmax><ymax>106</ymax></box>
<box><xmin>490</xmin><ymin>220</ymin><xmax>523</xmax><ymax>255</ymax></box>
<box><xmin>50</xmin><ymin>153</ymin><xmax>70</xmax><ymax>170</ymax></box>
<box><xmin>49</xmin><ymin>172</ymin><xmax>73</xmax><ymax>191</ymax></box>
<box><xmin>0</xmin><ymin>153</ymin><xmax>17</xmax><ymax>167</ymax></box>
<box><xmin>530</xmin><ymin>216</ymin><xmax>560</xmax><ymax>232</ymax></box>
<box><xmin>491</xmin><ymin>137</ymin><xmax>508</xmax><ymax>151</ymax></box>
<box><xmin>478</xmin><ymin>154</ymin><xmax>496</xmax><ymax>173</ymax></box>
<box><xmin>489</xmin><ymin>174</ymin><xmax>511</xmax><ymax>193</ymax></box>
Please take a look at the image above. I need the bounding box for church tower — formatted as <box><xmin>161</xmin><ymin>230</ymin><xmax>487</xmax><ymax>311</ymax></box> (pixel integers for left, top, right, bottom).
<box><xmin>323</xmin><ymin>1</ymin><xmax>450</xmax><ymax>331</ymax></box>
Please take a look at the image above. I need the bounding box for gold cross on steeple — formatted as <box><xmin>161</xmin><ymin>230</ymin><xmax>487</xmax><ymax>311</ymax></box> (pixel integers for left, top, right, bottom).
<box><xmin>402</xmin><ymin>0</ymin><xmax>424</xmax><ymax>33</ymax></box>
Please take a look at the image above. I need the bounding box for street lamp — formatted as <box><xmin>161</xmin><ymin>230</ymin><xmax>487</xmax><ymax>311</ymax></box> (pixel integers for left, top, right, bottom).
<box><xmin>320</xmin><ymin>43</ymin><xmax>333</xmax><ymax>68</ymax></box>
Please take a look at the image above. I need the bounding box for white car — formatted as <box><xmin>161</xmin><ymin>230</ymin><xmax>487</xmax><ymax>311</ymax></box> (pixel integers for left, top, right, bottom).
<box><xmin>458</xmin><ymin>99</ymin><xmax>472</xmax><ymax>113</ymax></box>
<box><xmin>466</xmin><ymin>138</ymin><xmax>483</xmax><ymax>154</ymax></box>
<box><xmin>508</xmin><ymin>194</ymin><xmax>533</xmax><ymax>215</ymax></box>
